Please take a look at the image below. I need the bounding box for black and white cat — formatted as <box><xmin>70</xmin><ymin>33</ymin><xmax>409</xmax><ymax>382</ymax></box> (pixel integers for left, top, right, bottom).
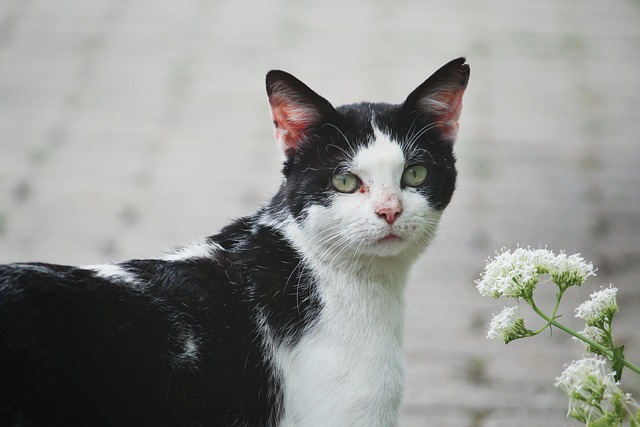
<box><xmin>0</xmin><ymin>58</ymin><xmax>469</xmax><ymax>426</ymax></box>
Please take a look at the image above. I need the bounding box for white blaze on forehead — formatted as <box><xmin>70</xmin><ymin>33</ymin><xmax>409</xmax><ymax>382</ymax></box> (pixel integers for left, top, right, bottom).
<box><xmin>351</xmin><ymin>126</ymin><xmax>405</xmax><ymax>185</ymax></box>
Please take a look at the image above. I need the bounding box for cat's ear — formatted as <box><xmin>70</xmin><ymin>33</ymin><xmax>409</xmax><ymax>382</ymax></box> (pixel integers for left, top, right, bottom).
<box><xmin>266</xmin><ymin>70</ymin><xmax>336</xmax><ymax>158</ymax></box>
<box><xmin>403</xmin><ymin>57</ymin><xmax>470</xmax><ymax>143</ymax></box>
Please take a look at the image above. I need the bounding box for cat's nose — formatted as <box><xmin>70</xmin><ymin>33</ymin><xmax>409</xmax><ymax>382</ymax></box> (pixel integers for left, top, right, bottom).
<box><xmin>376</xmin><ymin>206</ymin><xmax>402</xmax><ymax>224</ymax></box>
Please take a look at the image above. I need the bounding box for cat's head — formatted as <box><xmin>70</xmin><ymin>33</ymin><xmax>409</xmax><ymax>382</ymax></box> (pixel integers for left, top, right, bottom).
<box><xmin>265</xmin><ymin>58</ymin><xmax>469</xmax><ymax>265</ymax></box>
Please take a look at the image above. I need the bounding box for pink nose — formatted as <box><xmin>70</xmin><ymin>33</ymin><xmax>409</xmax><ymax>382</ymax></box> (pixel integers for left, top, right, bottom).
<box><xmin>376</xmin><ymin>206</ymin><xmax>402</xmax><ymax>224</ymax></box>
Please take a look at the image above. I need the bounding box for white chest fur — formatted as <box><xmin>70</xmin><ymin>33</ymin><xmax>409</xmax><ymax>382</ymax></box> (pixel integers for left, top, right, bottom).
<box><xmin>273</xmin><ymin>265</ymin><xmax>406</xmax><ymax>427</ymax></box>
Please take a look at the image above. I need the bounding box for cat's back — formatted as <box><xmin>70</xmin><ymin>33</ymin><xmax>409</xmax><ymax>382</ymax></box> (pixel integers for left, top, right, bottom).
<box><xmin>0</xmin><ymin>231</ymin><xmax>279</xmax><ymax>426</ymax></box>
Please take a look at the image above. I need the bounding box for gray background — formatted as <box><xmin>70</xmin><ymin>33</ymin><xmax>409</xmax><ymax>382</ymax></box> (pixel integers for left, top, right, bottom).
<box><xmin>1</xmin><ymin>0</ymin><xmax>639</xmax><ymax>425</ymax></box>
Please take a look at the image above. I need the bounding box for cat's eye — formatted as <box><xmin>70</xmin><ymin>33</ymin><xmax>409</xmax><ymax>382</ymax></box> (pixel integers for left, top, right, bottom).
<box><xmin>402</xmin><ymin>165</ymin><xmax>428</xmax><ymax>187</ymax></box>
<box><xmin>331</xmin><ymin>173</ymin><xmax>361</xmax><ymax>193</ymax></box>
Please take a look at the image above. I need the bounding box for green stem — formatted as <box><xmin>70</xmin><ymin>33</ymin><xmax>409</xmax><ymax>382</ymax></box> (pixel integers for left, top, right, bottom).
<box><xmin>527</xmin><ymin>298</ymin><xmax>640</xmax><ymax>377</ymax></box>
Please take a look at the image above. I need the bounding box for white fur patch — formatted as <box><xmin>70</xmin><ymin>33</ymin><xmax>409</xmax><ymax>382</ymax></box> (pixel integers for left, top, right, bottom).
<box><xmin>273</xmin><ymin>265</ymin><xmax>405</xmax><ymax>426</ymax></box>
<box><xmin>160</xmin><ymin>320</ymin><xmax>202</xmax><ymax>371</ymax></box>
<box><xmin>174</xmin><ymin>327</ymin><xmax>200</xmax><ymax>366</ymax></box>
<box><xmin>162</xmin><ymin>240</ymin><xmax>222</xmax><ymax>262</ymax></box>
<box><xmin>84</xmin><ymin>263</ymin><xmax>143</xmax><ymax>289</ymax></box>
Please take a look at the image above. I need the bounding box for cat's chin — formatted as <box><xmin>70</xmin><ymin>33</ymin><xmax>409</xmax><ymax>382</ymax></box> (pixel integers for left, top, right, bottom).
<box><xmin>363</xmin><ymin>233</ymin><xmax>415</xmax><ymax>258</ymax></box>
<box><xmin>378</xmin><ymin>233</ymin><xmax>402</xmax><ymax>243</ymax></box>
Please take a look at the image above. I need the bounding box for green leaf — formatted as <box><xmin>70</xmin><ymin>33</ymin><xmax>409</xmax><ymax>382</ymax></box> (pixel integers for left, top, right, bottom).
<box><xmin>611</xmin><ymin>345</ymin><xmax>626</xmax><ymax>382</ymax></box>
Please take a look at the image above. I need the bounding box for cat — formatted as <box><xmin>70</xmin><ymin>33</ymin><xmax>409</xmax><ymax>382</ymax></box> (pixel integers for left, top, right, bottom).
<box><xmin>0</xmin><ymin>57</ymin><xmax>469</xmax><ymax>427</ymax></box>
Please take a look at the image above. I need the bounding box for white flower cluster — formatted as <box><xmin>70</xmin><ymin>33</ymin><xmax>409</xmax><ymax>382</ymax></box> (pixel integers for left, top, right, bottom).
<box><xmin>549</xmin><ymin>253</ymin><xmax>597</xmax><ymax>288</ymax></box>
<box><xmin>575</xmin><ymin>286</ymin><xmax>619</xmax><ymax>327</ymax></box>
<box><xmin>476</xmin><ymin>247</ymin><xmax>544</xmax><ymax>299</ymax></box>
<box><xmin>555</xmin><ymin>356</ymin><xmax>633</xmax><ymax>423</ymax></box>
<box><xmin>555</xmin><ymin>355</ymin><xmax>620</xmax><ymax>398</ymax></box>
<box><xmin>486</xmin><ymin>306</ymin><xmax>528</xmax><ymax>343</ymax></box>
<box><xmin>476</xmin><ymin>247</ymin><xmax>595</xmax><ymax>299</ymax></box>
<box><xmin>478</xmin><ymin>247</ymin><xmax>639</xmax><ymax>425</ymax></box>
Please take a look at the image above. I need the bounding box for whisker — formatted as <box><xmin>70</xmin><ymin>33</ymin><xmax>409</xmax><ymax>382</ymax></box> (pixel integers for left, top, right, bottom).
<box><xmin>323</xmin><ymin>123</ymin><xmax>357</xmax><ymax>158</ymax></box>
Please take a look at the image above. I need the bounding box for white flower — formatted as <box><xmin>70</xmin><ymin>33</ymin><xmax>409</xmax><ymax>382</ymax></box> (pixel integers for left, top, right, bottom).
<box><xmin>548</xmin><ymin>252</ymin><xmax>595</xmax><ymax>288</ymax></box>
<box><xmin>575</xmin><ymin>285</ymin><xmax>619</xmax><ymax>327</ymax></box>
<box><xmin>526</xmin><ymin>247</ymin><xmax>557</xmax><ymax>273</ymax></box>
<box><xmin>477</xmin><ymin>247</ymin><xmax>596</xmax><ymax>299</ymax></box>
<box><xmin>487</xmin><ymin>306</ymin><xmax>528</xmax><ymax>343</ymax></box>
<box><xmin>555</xmin><ymin>356</ymin><xmax>618</xmax><ymax>397</ymax></box>
<box><xmin>573</xmin><ymin>325</ymin><xmax>605</xmax><ymax>347</ymax></box>
<box><xmin>476</xmin><ymin>247</ymin><xmax>548</xmax><ymax>299</ymax></box>
<box><xmin>555</xmin><ymin>356</ymin><xmax>630</xmax><ymax>422</ymax></box>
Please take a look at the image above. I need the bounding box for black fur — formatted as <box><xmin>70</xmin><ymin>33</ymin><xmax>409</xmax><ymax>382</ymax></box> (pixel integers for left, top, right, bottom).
<box><xmin>0</xmin><ymin>221</ymin><xmax>319</xmax><ymax>426</ymax></box>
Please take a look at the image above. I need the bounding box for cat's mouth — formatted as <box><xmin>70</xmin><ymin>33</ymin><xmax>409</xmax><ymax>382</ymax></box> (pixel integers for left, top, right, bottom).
<box><xmin>378</xmin><ymin>233</ymin><xmax>402</xmax><ymax>243</ymax></box>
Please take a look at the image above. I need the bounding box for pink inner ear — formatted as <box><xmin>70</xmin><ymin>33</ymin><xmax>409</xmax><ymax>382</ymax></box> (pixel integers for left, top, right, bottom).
<box><xmin>436</xmin><ymin>90</ymin><xmax>464</xmax><ymax>141</ymax></box>
<box><xmin>270</xmin><ymin>99</ymin><xmax>321</xmax><ymax>154</ymax></box>
<box><xmin>419</xmin><ymin>88</ymin><xmax>466</xmax><ymax>142</ymax></box>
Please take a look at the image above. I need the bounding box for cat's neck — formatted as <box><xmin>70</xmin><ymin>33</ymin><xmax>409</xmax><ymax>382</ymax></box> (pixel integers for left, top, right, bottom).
<box><xmin>267</xmin><ymin>211</ymin><xmax>408</xmax><ymax>427</ymax></box>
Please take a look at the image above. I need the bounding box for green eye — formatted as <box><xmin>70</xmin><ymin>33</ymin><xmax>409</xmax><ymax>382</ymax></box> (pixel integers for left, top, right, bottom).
<box><xmin>331</xmin><ymin>173</ymin><xmax>360</xmax><ymax>193</ymax></box>
<box><xmin>402</xmin><ymin>165</ymin><xmax>428</xmax><ymax>187</ymax></box>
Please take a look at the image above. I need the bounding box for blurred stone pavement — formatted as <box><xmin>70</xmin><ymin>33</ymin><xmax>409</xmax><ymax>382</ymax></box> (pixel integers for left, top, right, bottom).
<box><xmin>1</xmin><ymin>0</ymin><xmax>639</xmax><ymax>425</ymax></box>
